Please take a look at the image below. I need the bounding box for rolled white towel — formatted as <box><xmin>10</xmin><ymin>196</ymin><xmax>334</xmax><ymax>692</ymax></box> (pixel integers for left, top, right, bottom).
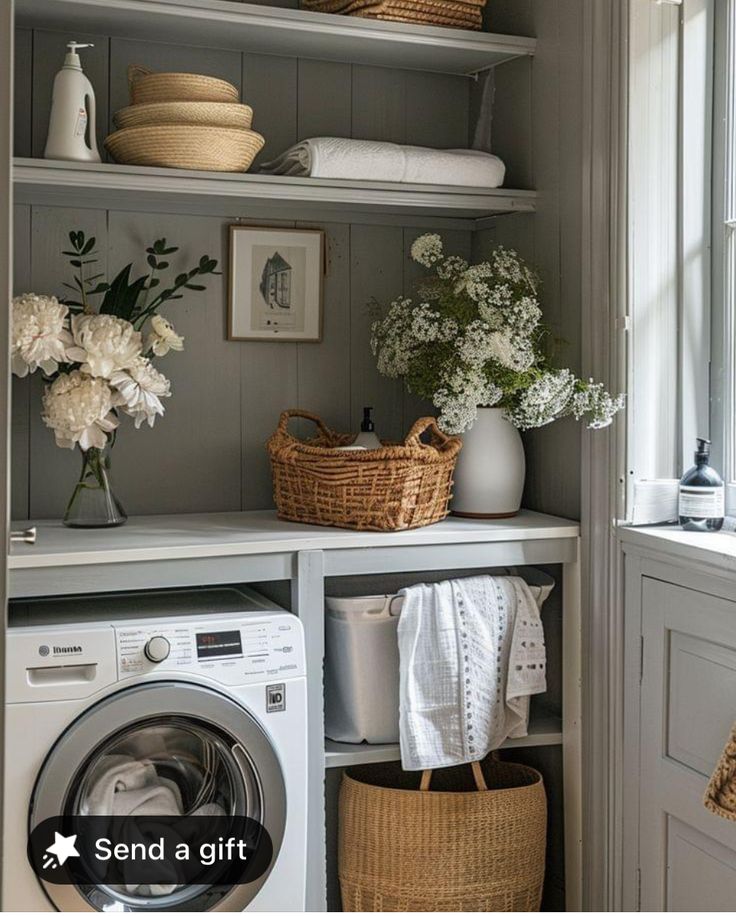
<box><xmin>261</xmin><ymin>137</ymin><xmax>506</xmax><ymax>188</ymax></box>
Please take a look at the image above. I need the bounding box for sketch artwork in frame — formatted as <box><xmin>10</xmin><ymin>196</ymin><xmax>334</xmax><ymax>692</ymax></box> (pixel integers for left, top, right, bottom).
<box><xmin>229</xmin><ymin>226</ymin><xmax>324</xmax><ymax>341</ymax></box>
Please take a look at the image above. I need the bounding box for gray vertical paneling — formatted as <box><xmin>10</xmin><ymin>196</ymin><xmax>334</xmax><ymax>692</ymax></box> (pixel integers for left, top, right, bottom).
<box><xmin>239</xmin><ymin>218</ymin><xmax>298</xmax><ymax>510</ymax></box>
<box><xmin>350</xmin><ymin>224</ymin><xmax>404</xmax><ymax>442</ymax></box>
<box><xmin>242</xmin><ymin>54</ymin><xmax>297</xmax><ymax>167</ymax></box>
<box><xmin>104</xmin><ymin>211</ymin><xmax>242</xmax><ymax>515</ymax></box>
<box><xmin>11</xmin><ymin>206</ymin><xmax>31</xmax><ymax>521</ymax></box>
<box><xmin>405</xmin><ymin>72</ymin><xmax>469</xmax><ymax>148</ymax></box>
<box><xmin>485</xmin><ymin>0</ymin><xmax>535</xmax><ymax>35</ymax></box>
<box><xmin>296</xmin><ymin>222</ymin><xmax>351</xmax><ymax>432</ymax></box>
<box><xmin>109</xmin><ymin>39</ymin><xmax>243</xmax><ymax>136</ymax></box>
<box><xmin>28</xmin><ymin>206</ymin><xmax>108</xmax><ymax>518</ymax></box>
<box><xmin>492</xmin><ymin>57</ymin><xmax>533</xmax><ymax>189</ymax></box>
<box><xmin>31</xmin><ymin>31</ymin><xmax>109</xmax><ymax>159</ymax></box>
<box><xmin>297</xmin><ymin>60</ymin><xmax>351</xmax><ymax>139</ymax></box>
<box><xmin>13</xmin><ymin>29</ymin><xmax>32</xmax><ymax>158</ymax></box>
<box><xmin>351</xmin><ymin>66</ymin><xmax>406</xmax><ymax>143</ymax></box>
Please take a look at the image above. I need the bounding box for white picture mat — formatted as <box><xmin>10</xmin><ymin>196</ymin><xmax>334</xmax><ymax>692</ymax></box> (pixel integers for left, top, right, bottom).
<box><xmin>229</xmin><ymin>228</ymin><xmax>323</xmax><ymax>340</ymax></box>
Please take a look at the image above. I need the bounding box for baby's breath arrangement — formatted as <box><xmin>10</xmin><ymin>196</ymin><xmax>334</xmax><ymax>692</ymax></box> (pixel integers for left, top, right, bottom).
<box><xmin>371</xmin><ymin>234</ymin><xmax>624</xmax><ymax>435</ymax></box>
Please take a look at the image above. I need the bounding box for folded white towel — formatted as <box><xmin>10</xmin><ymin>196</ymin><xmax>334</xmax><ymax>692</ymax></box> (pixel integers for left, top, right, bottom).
<box><xmin>397</xmin><ymin>575</ymin><xmax>546</xmax><ymax>771</ymax></box>
<box><xmin>261</xmin><ymin>137</ymin><xmax>506</xmax><ymax>188</ymax></box>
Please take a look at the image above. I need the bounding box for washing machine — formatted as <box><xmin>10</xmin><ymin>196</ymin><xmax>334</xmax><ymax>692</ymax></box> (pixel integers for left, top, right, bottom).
<box><xmin>3</xmin><ymin>587</ymin><xmax>308</xmax><ymax>912</ymax></box>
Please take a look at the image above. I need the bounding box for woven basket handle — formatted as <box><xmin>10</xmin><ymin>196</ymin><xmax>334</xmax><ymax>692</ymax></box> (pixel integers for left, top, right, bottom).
<box><xmin>404</xmin><ymin>416</ymin><xmax>452</xmax><ymax>448</ymax></box>
<box><xmin>128</xmin><ymin>64</ymin><xmax>153</xmax><ymax>88</ymax></box>
<box><xmin>276</xmin><ymin>409</ymin><xmax>334</xmax><ymax>441</ymax></box>
<box><xmin>419</xmin><ymin>761</ymin><xmax>488</xmax><ymax>792</ymax></box>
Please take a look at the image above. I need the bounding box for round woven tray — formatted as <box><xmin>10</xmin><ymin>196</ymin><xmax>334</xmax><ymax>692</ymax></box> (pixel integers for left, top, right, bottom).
<box><xmin>114</xmin><ymin>101</ymin><xmax>254</xmax><ymax>130</ymax></box>
<box><xmin>128</xmin><ymin>65</ymin><xmax>240</xmax><ymax>104</ymax></box>
<box><xmin>104</xmin><ymin>125</ymin><xmax>265</xmax><ymax>172</ymax></box>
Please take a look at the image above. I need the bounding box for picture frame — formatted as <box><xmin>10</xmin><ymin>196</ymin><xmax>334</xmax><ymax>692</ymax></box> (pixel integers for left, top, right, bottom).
<box><xmin>228</xmin><ymin>225</ymin><xmax>325</xmax><ymax>342</ymax></box>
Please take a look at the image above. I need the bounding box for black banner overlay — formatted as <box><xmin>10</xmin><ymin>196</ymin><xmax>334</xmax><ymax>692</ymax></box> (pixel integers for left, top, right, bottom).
<box><xmin>28</xmin><ymin>816</ymin><xmax>273</xmax><ymax>890</ymax></box>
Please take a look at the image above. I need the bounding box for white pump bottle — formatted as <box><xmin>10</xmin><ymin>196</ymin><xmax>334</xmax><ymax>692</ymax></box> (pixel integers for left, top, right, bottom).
<box><xmin>44</xmin><ymin>42</ymin><xmax>100</xmax><ymax>162</ymax></box>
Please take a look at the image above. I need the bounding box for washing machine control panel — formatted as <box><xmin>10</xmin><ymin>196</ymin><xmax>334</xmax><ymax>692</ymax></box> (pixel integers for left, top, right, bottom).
<box><xmin>115</xmin><ymin>614</ymin><xmax>305</xmax><ymax>684</ymax></box>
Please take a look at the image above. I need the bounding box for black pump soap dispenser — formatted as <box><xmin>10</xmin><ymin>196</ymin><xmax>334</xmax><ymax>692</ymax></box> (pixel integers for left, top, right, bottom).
<box><xmin>354</xmin><ymin>407</ymin><xmax>382</xmax><ymax>449</ymax></box>
<box><xmin>678</xmin><ymin>438</ymin><xmax>725</xmax><ymax>531</ymax></box>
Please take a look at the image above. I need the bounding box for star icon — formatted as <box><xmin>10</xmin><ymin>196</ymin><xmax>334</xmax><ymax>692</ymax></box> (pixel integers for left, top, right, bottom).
<box><xmin>42</xmin><ymin>832</ymin><xmax>80</xmax><ymax>870</ymax></box>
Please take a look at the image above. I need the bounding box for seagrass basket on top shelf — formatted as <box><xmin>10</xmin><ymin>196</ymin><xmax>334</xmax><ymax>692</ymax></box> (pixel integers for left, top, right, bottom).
<box><xmin>267</xmin><ymin>409</ymin><xmax>462</xmax><ymax>531</ymax></box>
<box><xmin>301</xmin><ymin>0</ymin><xmax>488</xmax><ymax>30</ymax></box>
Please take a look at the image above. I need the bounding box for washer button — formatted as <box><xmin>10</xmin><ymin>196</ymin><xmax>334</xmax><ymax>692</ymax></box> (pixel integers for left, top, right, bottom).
<box><xmin>144</xmin><ymin>636</ymin><xmax>171</xmax><ymax>663</ymax></box>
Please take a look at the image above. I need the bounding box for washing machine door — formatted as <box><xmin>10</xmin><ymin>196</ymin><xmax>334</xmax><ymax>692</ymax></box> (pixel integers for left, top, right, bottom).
<box><xmin>30</xmin><ymin>682</ymin><xmax>286</xmax><ymax>912</ymax></box>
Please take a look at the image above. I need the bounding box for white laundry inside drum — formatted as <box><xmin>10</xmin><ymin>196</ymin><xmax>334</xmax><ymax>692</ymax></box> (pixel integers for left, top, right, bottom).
<box><xmin>324</xmin><ymin>570</ymin><xmax>555</xmax><ymax>745</ymax></box>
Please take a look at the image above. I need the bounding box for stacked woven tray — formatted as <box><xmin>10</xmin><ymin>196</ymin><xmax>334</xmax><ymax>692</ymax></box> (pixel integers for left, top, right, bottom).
<box><xmin>104</xmin><ymin>66</ymin><xmax>265</xmax><ymax>172</ymax></box>
<box><xmin>302</xmin><ymin>0</ymin><xmax>487</xmax><ymax>30</ymax></box>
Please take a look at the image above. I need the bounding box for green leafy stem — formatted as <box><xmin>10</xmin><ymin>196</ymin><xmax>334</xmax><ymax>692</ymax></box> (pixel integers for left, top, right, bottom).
<box><xmin>61</xmin><ymin>230</ymin><xmax>220</xmax><ymax>327</ymax></box>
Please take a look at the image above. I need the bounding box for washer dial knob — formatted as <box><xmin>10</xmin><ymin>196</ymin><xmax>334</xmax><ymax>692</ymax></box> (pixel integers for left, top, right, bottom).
<box><xmin>144</xmin><ymin>635</ymin><xmax>171</xmax><ymax>663</ymax></box>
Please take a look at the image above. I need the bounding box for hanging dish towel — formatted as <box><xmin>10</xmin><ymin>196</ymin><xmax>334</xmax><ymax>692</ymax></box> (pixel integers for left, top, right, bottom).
<box><xmin>260</xmin><ymin>137</ymin><xmax>506</xmax><ymax>188</ymax></box>
<box><xmin>397</xmin><ymin>575</ymin><xmax>546</xmax><ymax>771</ymax></box>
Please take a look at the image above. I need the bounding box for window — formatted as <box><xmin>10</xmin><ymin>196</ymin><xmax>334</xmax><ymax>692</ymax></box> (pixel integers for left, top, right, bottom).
<box><xmin>713</xmin><ymin>0</ymin><xmax>736</xmax><ymax>509</ymax></box>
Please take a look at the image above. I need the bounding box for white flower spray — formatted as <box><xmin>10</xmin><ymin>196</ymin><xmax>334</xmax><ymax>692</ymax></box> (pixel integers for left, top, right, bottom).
<box><xmin>371</xmin><ymin>233</ymin><xmax>624</xmax><ymax>434</ymax></box>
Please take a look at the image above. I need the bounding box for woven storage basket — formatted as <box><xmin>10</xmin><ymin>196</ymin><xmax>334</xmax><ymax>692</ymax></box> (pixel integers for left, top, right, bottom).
<box><xmin>704</xmin><ymin>721</ymin><xmax>736</xmax><ymax>821</ymax></box>
<box><xmin>128</xmin><ymin>65</ymin><xmax>239</xmax><ymax>104</ymax></box>
<box><xmin>339</xmin><ymin>758</ymin><xmax>547</xmax><ymax>912</ymax></box>
<box><xmin>267</xmin><ymin>409</ymin><xmax>461</xmax><ymax>531</ymax></box>
<box><xmin>114</xmin><ymin>101</ymin><xmax>254</xmax><ymax>130</ymax></box>
<box><xmin>104</xmin><ymin>125</ymin><xmax>265</xmax><ymax>172</ymax></box>
<box><xmin>302</xmin><ymin>0</ymin><xmax>486</xmax><ymax>28</ymax></box>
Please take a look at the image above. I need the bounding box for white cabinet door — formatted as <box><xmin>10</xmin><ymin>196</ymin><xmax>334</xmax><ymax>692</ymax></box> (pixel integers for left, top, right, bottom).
<box><xmin>640</xmin><ymin>578</ymin><xmax>736</xmax><ymax>911</ymax></box>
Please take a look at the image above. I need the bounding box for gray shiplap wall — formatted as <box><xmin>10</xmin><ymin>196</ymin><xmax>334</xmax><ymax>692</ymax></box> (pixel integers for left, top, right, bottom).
<box><xmin>12</xmin><ymin>0</ymin><xmax>585</xmax><ymax>524</ymax></box>
<box><xmin>11</xmin><ymin>27</ymin><xmax>475</xmax><ymax>520</ymax></box>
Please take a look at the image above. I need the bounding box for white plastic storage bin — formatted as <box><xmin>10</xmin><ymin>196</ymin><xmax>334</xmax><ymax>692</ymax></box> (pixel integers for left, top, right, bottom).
<box><xmin>324</xmin><ymin>570</ymin><xmax>556</xmax><ymax>745</ymax></box>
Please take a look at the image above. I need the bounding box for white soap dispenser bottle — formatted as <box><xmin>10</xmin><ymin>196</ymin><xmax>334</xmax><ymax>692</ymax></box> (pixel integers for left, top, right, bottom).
<box><xmin>44</xmin><ymin>42</ymin><xmax>101</xmax><ymax>162</ymax></box>
<box><xmin>354</xmin><ymin>407</ymin><xmax>382</xmax><ymax>449</ymax></box>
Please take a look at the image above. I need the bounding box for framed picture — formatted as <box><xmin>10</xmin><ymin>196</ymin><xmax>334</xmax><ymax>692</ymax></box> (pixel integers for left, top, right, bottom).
<box><xmin>228</xmin><ymin>225</ymin><xmax>324</xmax><ymax>341</ymax></box>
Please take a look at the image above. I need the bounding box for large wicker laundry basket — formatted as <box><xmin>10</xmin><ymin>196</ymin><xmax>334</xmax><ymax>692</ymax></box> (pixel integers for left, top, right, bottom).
<box><xmin>339</xmin><ymin>758</ymin><xmax>547</xmax><ymax>912</ymax></box>
<box><xmin>267</xmin><ymin>409</ymin><xmax>461</xmax><ymax>531</ymax></box>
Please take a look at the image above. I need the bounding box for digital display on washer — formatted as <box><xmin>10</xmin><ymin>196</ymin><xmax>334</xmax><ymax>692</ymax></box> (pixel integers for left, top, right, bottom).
<box><xmin>196</xmin><ymin>630</ymin><xmax>243</xmax><ymax>660</ymax></box>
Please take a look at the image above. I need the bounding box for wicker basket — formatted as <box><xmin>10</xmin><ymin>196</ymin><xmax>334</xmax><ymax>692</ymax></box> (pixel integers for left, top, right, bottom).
<box><xmin>267</xmin><ymin>409</ymin><xmax>461</xmax><ymax>531</ymax></box>
<box><xmin>339</xmin><ymin>758</ymin><xmax>547</xmax><ymax>911</ymax></box>
<box><xmin>104</xmin><ymin>125</ymin><xmax>265</xmax><ymax>172</ymax></box>
<box><xmin>114</xmin><ymin>101</ymin><xmax>254</xmax><ymax>130</ymax></box>
<box><xmin>704</xmin><ymin>721</ymin><xmax>736</xmax><ymax>821</ymax></box>
<box><xmin>301</xmin><ymin>0</ymin><xmax>486</xmax><ymax>29</ymax></box>
<box><xmin>128</xmin><ymin>65</ymin><xmax>240</xmax><ymax>104</ymax></box>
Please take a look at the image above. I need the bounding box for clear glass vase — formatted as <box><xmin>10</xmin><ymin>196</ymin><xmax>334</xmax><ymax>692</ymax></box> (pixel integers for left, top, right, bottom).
<box><xmin>63</xmin><ymin>446</ymin><xmax>127</xmax><ymax>529</ymax></box>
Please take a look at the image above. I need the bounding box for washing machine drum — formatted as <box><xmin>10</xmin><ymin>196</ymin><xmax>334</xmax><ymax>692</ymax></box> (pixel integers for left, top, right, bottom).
<box><xmin>30</xmin><ymin>682</ymin><xmax>287</xmax><ymax>912</ymax></box>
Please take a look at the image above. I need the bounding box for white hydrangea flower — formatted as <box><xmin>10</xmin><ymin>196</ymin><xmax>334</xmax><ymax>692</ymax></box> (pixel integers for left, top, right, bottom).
<box><xmin>371</xmin><ymin>298</ymin><xmax>415</xmax><ymax>377</ymax></box>
<box><xmin>506</xmin><ymin>369</ymin><xmax>576</xmax><ymax>429</ymax></box>
<box><xmin>111</xmin><ymin>357</ymin><xmax>171</xmax><ymax>429</ymax></box>
<box><xmin>409</xmin><ymin>303</ymin><xmax>444</xmax><ymax>343</ymax></box>
<box><xmin>146</xmin><ymin>314</ymin><xmax>184</xmax><ymax>357</ymax></box>
<box><xmin>569</xmin><ymin>380</ymin><xmax>626</xmax><ymax>429</ymax></box>
<box><xmin>433</xmin><ymin>365</ymin><xmax>503</xmax><ymax>434</ymax></box>
<box><xmin>11</xmin><ymin>293</ymin><xmax>73</xmax><ymax>378</ymax></box>
<box><xmin>42</xmin><ymin>370</ymin><xmax>119</xmax><ymax>450</ymax></box>
<box><xmin>410</xmin><ymin>233</ymin><xmax>443</xmax><ymax>268</ymax></box>
<box><xmin>436</xmin><ymin>255</ymin><xmax>468</xmax><ymax>280</ymax></box>
<box><xmin>67</xmin><ymin>314</ymin><xmax>142</xmax><ymax>379</ymax></box>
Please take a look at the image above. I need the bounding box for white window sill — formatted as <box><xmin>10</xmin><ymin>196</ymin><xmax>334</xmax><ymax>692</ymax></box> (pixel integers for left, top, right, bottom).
<box><xmin>617</xmin><ymin>523</ymin><xmax>736</xmax><ymax>574</ymax></box>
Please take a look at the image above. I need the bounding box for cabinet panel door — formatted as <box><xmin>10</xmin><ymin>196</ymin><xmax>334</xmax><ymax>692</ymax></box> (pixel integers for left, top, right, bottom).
<box><xmin>640</xmin><ymin>578</ymin><xmax>736</xmax><ymax>911</ymax></box>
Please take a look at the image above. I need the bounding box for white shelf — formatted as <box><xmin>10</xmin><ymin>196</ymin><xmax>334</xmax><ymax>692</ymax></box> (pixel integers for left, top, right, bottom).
<box><xmin>15</xmin><ymin>0</ymin><xmax>535</xmax><ymax>77</ymax></box>
<box><xmin>13</xmin><ymin>159</ymin><xmax>537</xmax><ymax>225</ymax></box>
<box><xmin>10</xmin><ymin>509</ymin><xmax>578</xmax><ymax>570</ymax></box>
<box><xmin>325</xmin><ymin>715</ymin><xmax>563</xmax><ymax>767</ymax></box>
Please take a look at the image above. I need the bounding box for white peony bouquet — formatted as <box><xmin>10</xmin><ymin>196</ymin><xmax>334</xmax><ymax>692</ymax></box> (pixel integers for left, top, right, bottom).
<box><xmin>371</xmin><ymin>233</ymin><xmax>625</xmax><ymax>435</ymax></box>
<box><xmin>12</xmin><ymin>231</ymin><xmax>218</xmax><ymax>526</ymax></box>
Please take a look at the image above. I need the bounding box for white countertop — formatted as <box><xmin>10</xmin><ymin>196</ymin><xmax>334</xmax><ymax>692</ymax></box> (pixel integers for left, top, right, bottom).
<box><xmin>10</xmin><ymin>510</ymin><xmax>579</xmax><ymax>569</ymax></box>
<box><xmin>618</xmin><ymin>523</ymin><xmax>736</xmax><ymax>573</ymax></box>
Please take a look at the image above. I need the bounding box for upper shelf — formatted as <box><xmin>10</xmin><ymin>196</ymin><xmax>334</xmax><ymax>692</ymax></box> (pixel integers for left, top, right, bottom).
<box><xmin>13</xmin><ymin>159</ymin><xmax>537</xmax><ymax>224</ymax></box>
<box><xmin>15</xmin><ymin>0</ymin><xmax>536</xmax><ymax>77</ymax></box>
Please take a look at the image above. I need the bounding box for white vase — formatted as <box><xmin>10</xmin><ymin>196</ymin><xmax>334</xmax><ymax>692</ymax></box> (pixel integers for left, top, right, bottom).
<box><xmin>451</xmin><ymin>407</ymin><xmax>525</xmax><ymax>518</ymax></box>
